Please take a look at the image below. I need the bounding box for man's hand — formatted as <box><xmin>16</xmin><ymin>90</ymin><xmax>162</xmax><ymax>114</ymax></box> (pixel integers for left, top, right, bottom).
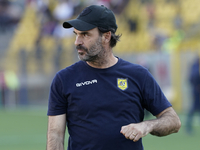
<box><xmin>120</xmin><ymin>122</ymin><xmax>151</xmax><ymax>142</ymax></box>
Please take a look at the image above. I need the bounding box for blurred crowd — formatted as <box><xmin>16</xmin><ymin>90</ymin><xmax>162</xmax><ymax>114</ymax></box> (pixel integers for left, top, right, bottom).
<box><xmin>0</xmin><ymin>0</ymin><xmax>129</xmax><ymax>35</ymax></box>
<box><xmin>2</xmin><ymin>0</ymin><xmax>197</xmax><ymax>57</ymax></box>
<box><xmin>0</xmin><ymin>0</ymin><xmax>22</xmax><ymax>32</ymax></box>
<box><xmin>186</xmin><ymin>57</ymin><xmax>200</xmax><ymax>135</ymax></box>
<box><xmin>33</xmin><ymin>0</ymin><xmax>129</xmax><ymax>39</ymax></box>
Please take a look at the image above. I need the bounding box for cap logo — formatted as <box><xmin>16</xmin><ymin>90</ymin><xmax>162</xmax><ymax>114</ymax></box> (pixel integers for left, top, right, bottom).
<box><xmin>79</xmin><ymin>7</ymin><xmax>92</xmax><ymax>17</ymax></box>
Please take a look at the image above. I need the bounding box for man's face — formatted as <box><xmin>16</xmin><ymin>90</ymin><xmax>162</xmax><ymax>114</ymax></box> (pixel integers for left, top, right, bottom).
<box><xmin>73</xmin><ymin>28</ymin><xmax>105</xmax><ymax>61</ymax></box>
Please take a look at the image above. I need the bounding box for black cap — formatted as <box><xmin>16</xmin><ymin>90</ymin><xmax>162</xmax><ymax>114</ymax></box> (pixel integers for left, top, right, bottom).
<box><xmin>63</xmin><ymin>5</ymin><xmax>118</xmax><ymax>32</ymax></box>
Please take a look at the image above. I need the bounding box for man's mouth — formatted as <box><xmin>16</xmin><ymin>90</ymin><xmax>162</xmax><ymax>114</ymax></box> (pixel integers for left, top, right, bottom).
<box><xmin>77</xmin><ymin>49</ymin><xmax>85</xmax><ymax>55</ymax></box>
<box><xmin>76</xmin><ymin>45</ymin><xmax>87</xmax><ymax>51</ymax></box>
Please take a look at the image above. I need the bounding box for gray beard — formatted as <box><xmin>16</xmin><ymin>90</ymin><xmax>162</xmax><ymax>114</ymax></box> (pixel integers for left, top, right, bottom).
<box><xmin>77</xmin><ymin>38</ymin><xmax>105</xmax><ymax>62</ymax></box>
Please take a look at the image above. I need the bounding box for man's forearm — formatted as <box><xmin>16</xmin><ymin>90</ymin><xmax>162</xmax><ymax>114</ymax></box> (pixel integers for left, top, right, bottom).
<box><xmin>47</xmin><ymin>133</ymin><xmax>65</xmax><ymax>150</ymax></box>
<box><xmin>46</xmin><ymin>115</ymin><xmax>66</xmax><ymax>150</ymax></box>
<box><xmin>147</xmin><ymin>108</ymin><xmax>181</xmax><ymax>136</ymax></box>
<box><xmin>121</xmin><ymin>107</ymin><xmax>181</xmax><ymax>142</ymax></box>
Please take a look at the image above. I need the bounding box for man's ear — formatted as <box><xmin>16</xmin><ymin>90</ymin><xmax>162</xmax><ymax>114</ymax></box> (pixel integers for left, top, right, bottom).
<box><xmin>102</xmin><ymin>31</ymin><xmax>111</xmax><ymax>44</ymax></box>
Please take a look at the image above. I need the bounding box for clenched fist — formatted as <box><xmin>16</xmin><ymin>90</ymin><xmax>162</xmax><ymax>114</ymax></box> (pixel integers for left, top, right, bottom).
<box><xmin>120</xmin><ymin>121</ymin><xmax>152</xmax><ymax>142</ymax></box>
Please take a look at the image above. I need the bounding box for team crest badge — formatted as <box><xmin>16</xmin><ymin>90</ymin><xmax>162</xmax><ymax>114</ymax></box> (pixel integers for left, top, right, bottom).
<box><xmin>117</xmin><ymin>78</ymin><xmax>128</xmax><ymax>90</ymax></box>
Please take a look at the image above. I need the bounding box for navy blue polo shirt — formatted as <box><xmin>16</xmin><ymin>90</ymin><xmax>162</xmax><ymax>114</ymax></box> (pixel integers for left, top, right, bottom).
<box><xmin>47</xmin><ymin>58</ymin><xmax>172</xmax><ymax>150</ymax></box>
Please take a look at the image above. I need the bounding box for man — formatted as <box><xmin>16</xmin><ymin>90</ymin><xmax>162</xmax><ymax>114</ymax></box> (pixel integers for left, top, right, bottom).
<box><xmin>186</xmin><ymin>57</ymin><xmax>200</xmax><ymax>134</ymax></box>
<box><xmin>47</xmin><ymin>5</ymin><xmax>181</xmax><ymax>150</ymax></box>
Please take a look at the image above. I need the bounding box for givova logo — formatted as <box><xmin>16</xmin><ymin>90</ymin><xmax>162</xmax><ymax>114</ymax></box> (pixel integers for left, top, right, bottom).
<box><xmin>76</xmin><ymin>79</ymin><xmax>97</xmax><ymax>87</ymax></box>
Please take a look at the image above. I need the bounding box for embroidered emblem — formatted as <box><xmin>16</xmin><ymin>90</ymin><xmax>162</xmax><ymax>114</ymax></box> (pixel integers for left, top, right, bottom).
<box><xmin>79</xmin><ymin>7</ymin><xmax>92</xmax><ymax>17</ymax></box>
<box><xmin>117</xmin><ymin>78</ymin><xmax>128</xmax><ymax>90</ymax></box>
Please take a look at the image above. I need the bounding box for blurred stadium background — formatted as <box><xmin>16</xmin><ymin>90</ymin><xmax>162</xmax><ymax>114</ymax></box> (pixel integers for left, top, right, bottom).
<box><xmin>0</xmin><ymin>0</ymin><xmax>200</xmax><ymax>149</ymax></box>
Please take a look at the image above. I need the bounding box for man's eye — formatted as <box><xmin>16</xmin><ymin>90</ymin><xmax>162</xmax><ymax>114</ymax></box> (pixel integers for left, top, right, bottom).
<box><xmin>83</xmin><ymin>33</ymin><xmax>88</xmax><ymax>37</ymax></box>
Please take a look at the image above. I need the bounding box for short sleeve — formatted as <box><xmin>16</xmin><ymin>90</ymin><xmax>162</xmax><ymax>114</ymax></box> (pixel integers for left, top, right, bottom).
<box><xmin>47</xmin><ymin>73</ymin><xmax>68</xmax><ymax>116</ymax></box>
<box><xmin>142</xmin><ymin>71</ymin><xmax>172</xmax><ymax>116</ymax></box>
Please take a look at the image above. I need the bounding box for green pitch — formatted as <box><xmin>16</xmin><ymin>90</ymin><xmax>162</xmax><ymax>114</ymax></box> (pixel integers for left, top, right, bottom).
<box><xmin>0</xmin><ymin>107</ymin><xmax>199</xmax><ymax>150</ymax></box>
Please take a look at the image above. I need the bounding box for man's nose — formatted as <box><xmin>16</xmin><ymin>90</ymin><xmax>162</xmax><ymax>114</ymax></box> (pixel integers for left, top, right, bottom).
<box><xmin>75</xmin><ymin>36</ymin><xmax>83</xmax><ymax>46</ymax></box>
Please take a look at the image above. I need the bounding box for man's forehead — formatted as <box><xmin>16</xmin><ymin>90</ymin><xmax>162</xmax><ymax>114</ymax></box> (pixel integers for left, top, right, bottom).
<box><xmin>73</xmin><ymin>27</ymin><xmax>98</xmax><ymax>33</ymax></box>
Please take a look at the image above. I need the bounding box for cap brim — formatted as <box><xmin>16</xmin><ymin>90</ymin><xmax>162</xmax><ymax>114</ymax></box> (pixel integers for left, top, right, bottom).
<box><xmin>63</xmin><ymin>19</ymin><xmax>96</xmax><ymax>31</ymax></box>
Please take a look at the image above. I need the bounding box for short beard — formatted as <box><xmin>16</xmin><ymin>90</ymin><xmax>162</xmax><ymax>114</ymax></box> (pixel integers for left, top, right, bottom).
<box><xmin>76</xmin><ymin>37</ymin><xmax>105</xmax><ymax>62</ymax></box>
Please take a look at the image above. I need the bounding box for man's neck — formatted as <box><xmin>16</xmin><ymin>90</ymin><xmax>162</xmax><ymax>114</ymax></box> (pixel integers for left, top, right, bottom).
<box><xmin>86</xmin><ymin>54</ymin><xmax>118</xmax><ymax>69</ymax></box>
